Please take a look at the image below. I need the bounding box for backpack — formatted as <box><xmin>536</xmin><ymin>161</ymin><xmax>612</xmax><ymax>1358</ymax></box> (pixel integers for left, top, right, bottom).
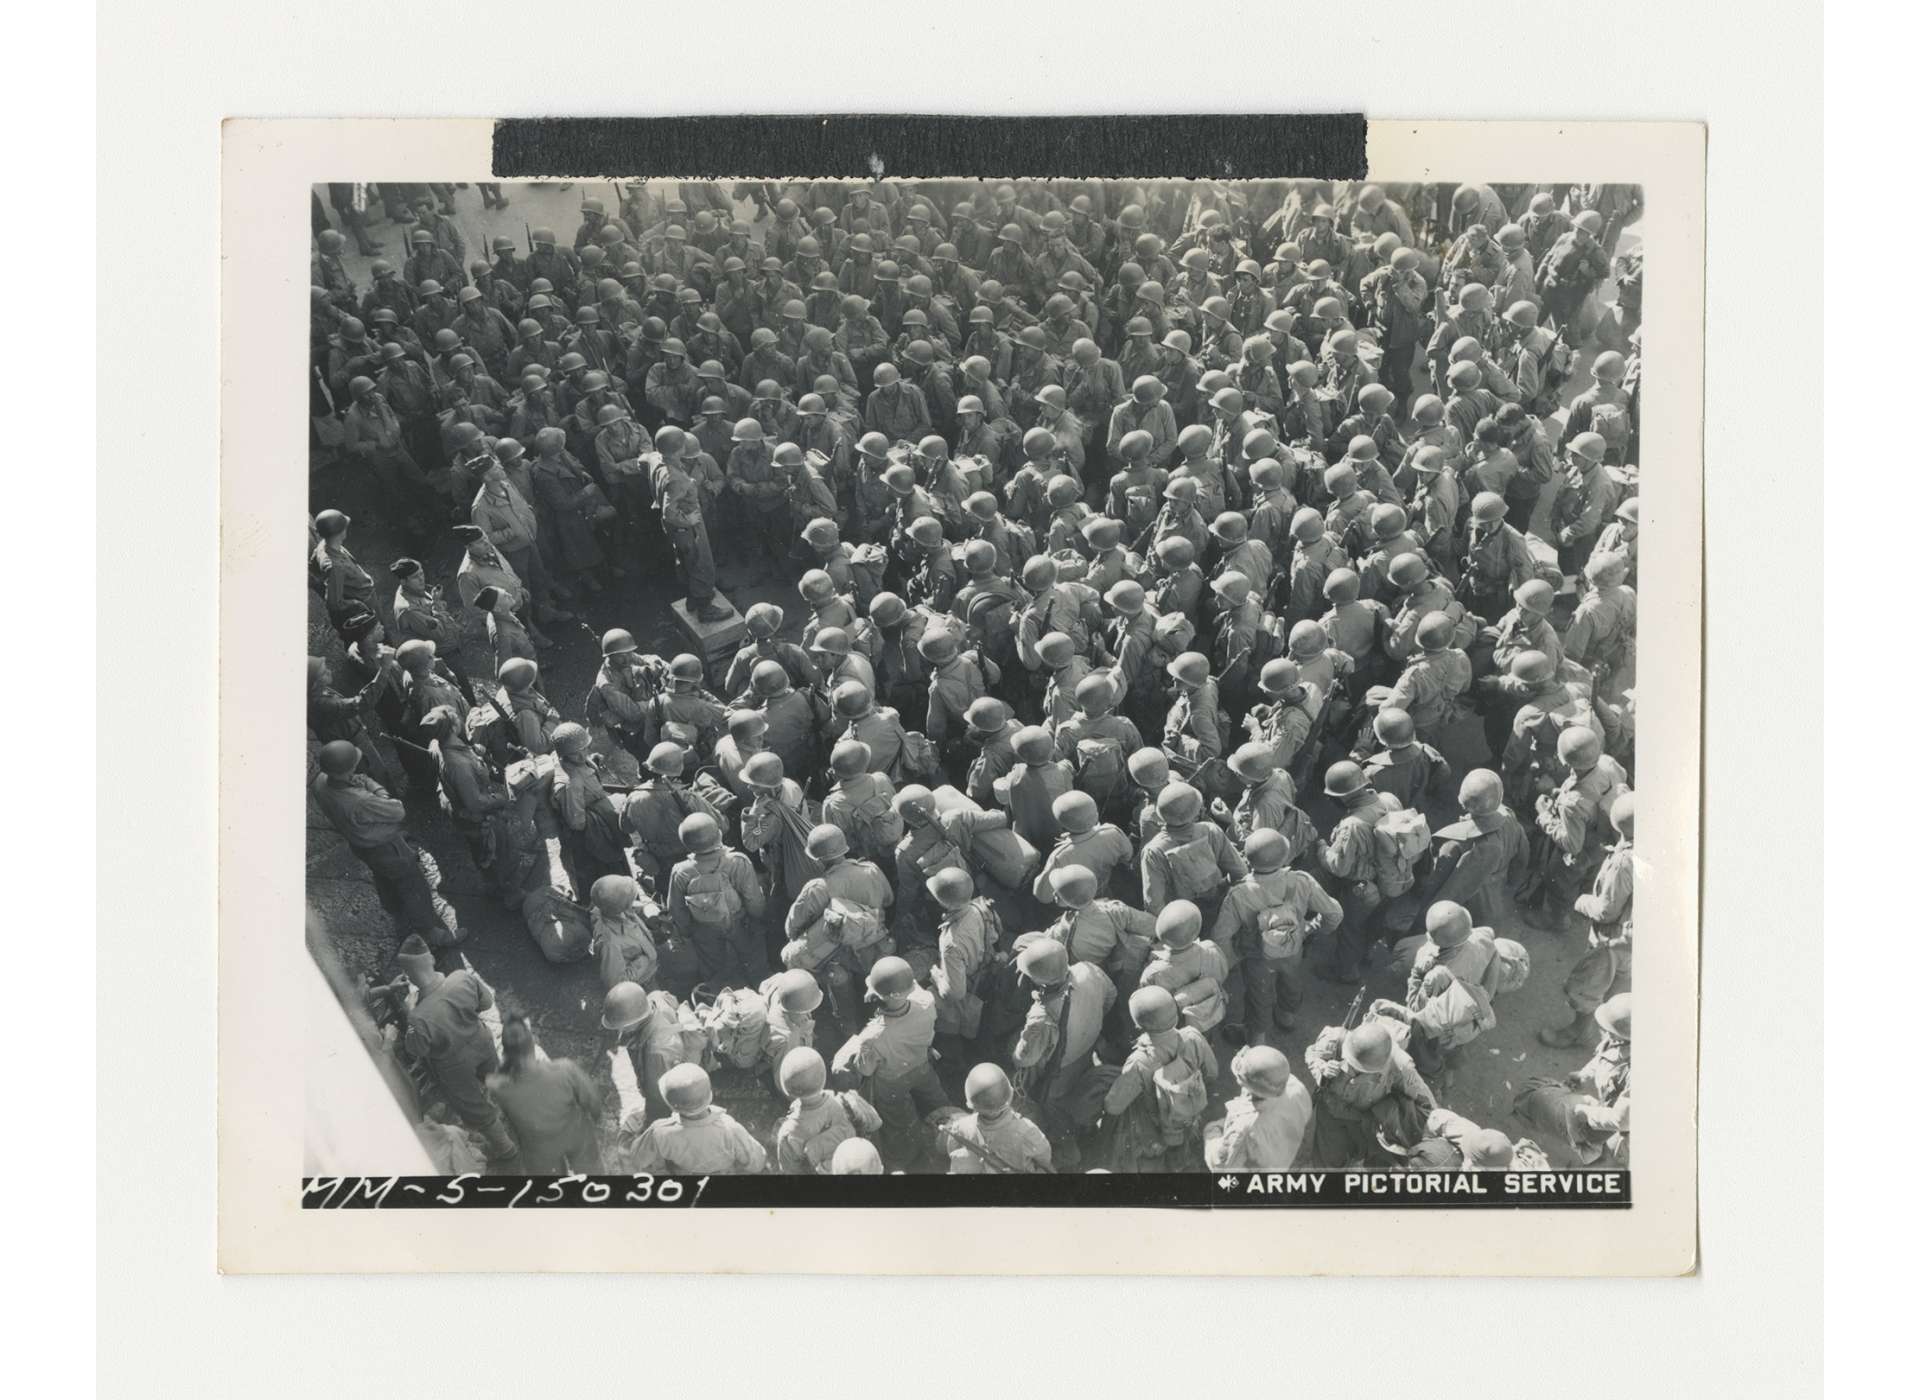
<box><xmin>1489</xmin><ymin>936</ymin><xmax>1532</xmax><ymax>996</ymax></box>
<box><xmin>1000</xmin><ymin>519</ymin><xmax>1039</xmax><ymax>574</ymax></box>
<box><xmin>1256</xmin><ymin>904</ymin><xmax>1307</xmax><ymax>961</ymax></box>
<box><xmin>820</xmin><ymin>895</ymin><xmax>890</xmax><ymax>952</ymax></box>
<box><xmin>653</xmin><ymin>990</ymin><xmax>711</xmax><ymax>1069</ymax></box>
<box><xmin>1161</xmin><ymin>830</ymin><xmax>1225</xmax><ymax>901</ymax></box>
<box><xmin>520</xmin><ymin>887</ymin><xmax>594</xmax><ymax>964</ymax></box>
<box><xmin>683</xmin><ymin>860</ymin><xmax>743</xmax><ymax>925</ymax></box>
<box><xmin>465</xmin><ymin>695</ymin><xmax>524</xmax><ymax>767</ymax></box>
<box><xmin>1371</xmin><ymin>806</ymin><xmax>1432</xmax><ymax>895</ymax></box>
<box><xmin>1589</xmin><ymin>400</ymin><xmax>1631</xmax><ymax>457</ymax></box>
<box><xmin>1149</xmin><ymin>1035</ymin><xmax>1211</xmax><ymax>1146</ymax></box>
<box><xmin>1072</xmin><ymin>734</ymin><xmax>1126</xmax><ymax>800</ymax></box>
<box><xmin>697</xmin><ymin>985</ymin><xmax>771</xmax><ymax>1071</ymax></box>
<box><xmin>840</xmin><ymin>781</ymin><xmax>904</xmax><ymax>855</ymax></box>
<box><xmin>848</xmin><ymin>544</ymin><xmax>888</xmax><ymax>611</ymax></box>
<box><xmin>1532</xmin><ymin>329</ymin><xmax>1575</xmax><ymax>413</ymax></box>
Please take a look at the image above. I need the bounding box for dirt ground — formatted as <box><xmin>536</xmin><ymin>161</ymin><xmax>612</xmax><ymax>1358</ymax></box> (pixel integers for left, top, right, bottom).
<box><xmin>308</xmin><ymin>182</ymin><xmax>1633</xmax><ymax>1165</ymax></box>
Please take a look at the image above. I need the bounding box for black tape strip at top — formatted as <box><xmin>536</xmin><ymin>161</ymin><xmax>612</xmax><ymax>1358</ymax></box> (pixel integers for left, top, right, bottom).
<box><xmin>492</xmin><ymin>114</ymin><xmax>1367</xmax><ymax>181</ymax></box>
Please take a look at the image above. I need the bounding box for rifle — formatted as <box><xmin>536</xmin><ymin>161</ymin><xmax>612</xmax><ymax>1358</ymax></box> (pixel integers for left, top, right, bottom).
<box><xmin>1342</xmin><ymin>986</ymin><xmax>1368</xmax><ymax>1030</ymax></box>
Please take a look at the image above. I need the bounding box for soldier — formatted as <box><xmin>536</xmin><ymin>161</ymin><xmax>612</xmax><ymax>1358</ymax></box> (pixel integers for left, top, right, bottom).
<box><xmin>1204</xmin><ymin>1044</ymin><xmax>1314</xmax><ymax>1169</ymax></box>
<box><xmin>951</xmin><ymin>695</ymin><xmax>1014</xmax><ymax>810</ymax></box>
<box><xmin>1422</xmin><ymin>768</ymin><xmax>1530</xmax><ymax>929</ymax></box>
<box><xmin>587</xmin><ymin>875</ymin><xmax>660</xmax><ymax>994</ymax></box>
<box><xmin>668</xmin><ymin>811</ymin><xmax>768</xmax><ymax>985</ymax></box>
<box><xmin>1102</xmin><ymin>984</ymin><xmax>1219</xmax><ymax>1172</ymax></box>
<box><xmin>311</xmin><ymin>741</ymin><xmax>455</xmax><ymax>944</ymax></box>
<box><xmin>1516</xmin><ymin>992</ymin><xmax>1631</xmax><ymax>1167</ymax></box>
<box><xmin>628</xmin><ymin>1064</ymin><xmax>769</xmax><ymax>1175</ymax></box>
<box><xmin>1532</xmin><ymin>727</ymin><xmax>1632</xmax><ymax>933</ymax></box>
<box><xmin>1564</xmin><ymin>350</ymin><xmax>1636</xmax><ymax>466</ymax></box>
<box><xmin>1551</xmin><ymin>430</ymin><xmax>1623</xmax><ymax>576</ymax></box>
<box><xmin>1362</xmin><ymin>706</ymin><xmax>1453</xmax><ymax>815</ymax></box>
<box><xmin>1304</xmin><ymin>1019</ymin><xmax>1437</xmax><ymax>1167</ymax></box>
<box><xmin>940</xmin><ymin>1063</ymin><xmax>1053</xmax><ymax>1174</ymax></box>
<box><xmin>391</xmin><ymin>935</ymin><xmax>514</xmax><ymax>1161</ymax></box>
<box><xmin>1537</xmin><ymin>209</ymin><xmax>1612</xmax><ymax>335</ymax></box>
<box><xmin>773</xmin><ymin>1047</ymin><xmax>883</xmax><ymax>1175</ymax></box>
<box><xmin>1538</xmin><ymin>794</ymin><xmax>1636</xmax><ymax>1048</ymax></box>
<box><xmin>1007</xmin><ymin>937</ymin><xmax>1117</xmax><ymax>1170</ymax></box>
<box><xmin>618</xmin><ymin>742</ymin><xmax>717</xmax><ymax>891</ymax></box>
<box><xmin>830</xmin><ymin>956</ymin><xmax>948</xmax><ymax>1169</ymax></box>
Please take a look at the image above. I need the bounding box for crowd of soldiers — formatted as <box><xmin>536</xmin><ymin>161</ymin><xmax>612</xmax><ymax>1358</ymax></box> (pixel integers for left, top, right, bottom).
<box><xmin>309</xmin><ymin>177</ymin><xmax>1640</xmax><ymax>1178</ymax></box>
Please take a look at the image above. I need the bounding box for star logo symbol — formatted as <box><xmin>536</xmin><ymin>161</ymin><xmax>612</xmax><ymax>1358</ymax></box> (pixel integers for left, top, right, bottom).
<box><xmin>1217</xmin><ymin>1175</ymin><xmax>1237</xmax><ymax>1191</ymax></box>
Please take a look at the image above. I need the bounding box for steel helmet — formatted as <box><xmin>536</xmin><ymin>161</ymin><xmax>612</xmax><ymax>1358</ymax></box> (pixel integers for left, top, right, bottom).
<box><xmin>1370</xmin><ymin>502</ymin><xmax>1407</xmax><ymax>537</ymax></box>
<box><xmin>832</xmin><ymin>681</ymin><xmax>873</xmax><ymax>720</ymax></box>
<box><xmin>829</xmin><ymin>740</ymin><xmax>872</xmax><ymax>780</ymax></box>
<box><xmin>1616</xmin><ymin>498</ymin><xmax>1641</xmax><ymax>525</ymax></box>
<box><xmin>773</xmin><ymin>969</ymin><xmax>825</xmax><ymax>1016</ymax></box>
<box><xmin>964</xmin><ymin>696</ymin><xmax>1010</xmax><ymax>734</ymax></box>
<box><xmin>1050</xmin><ymin>789</ymin><xmax>1100</xmax><ymax>835</ymax></box>
<box><xmin>1323</xmin><ymin>567</ymin><xmax>1361</xmax><ymax>606</ymax></box>
<box><xmin>1459</xmin><ymin>768</ymin><xmax>1505</xmax><ymax>815</ymax></box>
<box><xmin>1459</xmin><ymin>283</ymin><xmax>1492</xmax><ymax>313</ymax></box>
<box><xmin>1469</xmin><ymin>491</ymin><xmax>1509</xmax><ymax>524</ymax></box>
<box><xmin>1557</xmin><ymin>726</ymin><xmax>1604</xmax><ymax>769</ymax></box>
<box><xmin>1446</xmin><ymin>360</ymin><xmax>1483</xmax><ymax>390</ymax></box>
<box><xmin>1611</xmin><ymin>791</ymin><xmax>1636</xmax><ymax>838</ymax></box>
<box><xmin>1116</xmin><ymin>428</ymin><xmax>1154</xmax><ymax>461</ymax></box>
<box><xmin>1373</xmin><ymin>707</ymin><xmax>1417</xmax><ymax>749</ymax></box>
<box><xmin>926</xmin><ymin>867</ymin><xmax>977</xmax><ymax>910</ymax></box>
<box><xmin>1167</xmin><ymin>651</ymin><xmax>1210</xmax><ymax>687</ymax></box>
<box><xmin>1568</xmin><ymin>430</ymin><xmax>1609</xmax><ymax>462</ymax></box>
<box><xmin>1156</xmin><ymin>900</ymin><xmax>1203</xmax><ymax>949</ymax></box>
<box><xmin>1419</xmin><ymin>898</ymin><xmax>1473</xmax><ymax>949</ymax></box>
<box><xmin>748</xmin><ymin>661</ymin><xmax>789</xmax><ymax>699</ymax></box>
<box><xmin>805</xmin><ymin>823</ymin><xmax>850</xmax><ymax>863</ymax></box>
<box><xmin>1212</xmin><ymin>570</ymin><xmax>1252</xmax><ymax>604</ymax></box>
<box><xmin>798</xmin><ymin>570</ymin><xmax>839</xmax><ymax>605</ymax></box>
<box><xmin>1573</xmin><ymin>210</ymin><xmax>1605</xmax><ymax>236</ymax></box>
<box><xmin>589</xmin><ymin>874</ymin><xmax>638</xmax><ymax>916</ymax></box>
<box><xmin>600</xmin><ymin>981</ymin><xmax>652</xmax><ymax>1031</ymax></box>
<box><xmin>1015</xmin><ymin>938</ymin><xmax>1071</xmax><ymax>989</ymax></box>
<box><xmin>1290</xmin><ymin>506</ymin><xmax>1326</xmax><ymax>543</ymax></box>
<box><xmin>646</xmin><ymin>741</ymin><xmax>687</xmax><ymax>777</ymax></box>
<box><xmin>1127</xmin><ymin>748</ymin><xmax>1170</xmax><ymax>785</ymax></box>
<box><xmin>1591</xmin><ymin>350</ymin><xmax>1628</xmax><ymax>383</ymax></box>
<box><xmin>1509</xmin><ymin>649</ymin><xmax>1556</xmax><ymax>685</ymax></box>
<box><xmin>960</xmin><ymin>539</ymin><xmax>999</xmax><ymax>576</ymax></box>
<box><xmin>1073</xmin><ymin>671</ymin><xmax>1117</xmax><ymax>711</ymax></box>
<box><xmin>1131</xmin><ymin>374</ymin><xmax>1165</xmax><ymax>402</ymax></box>
<box><xmin>498</xmin><ymin>657</ymin><xmax>540</xmax><ymax>692</ymax></box>
<box><xmin>1233</xmin><ymin>1045</ymin><xmax>1294</xmax><ymax>1097</ymax></box>
<box><xmin>1156</xmin><ymin>782</ymin><xmax>1203</xmax><ymax>825</ymax></box>
<box><xmin>660</xmin><ymin>1062</ymin><xmax>713</xmax><ymax>1112</ymax></box>
<box><xmin>1511</xmin><ymin>579</ymin><xmax>1555</xmax><ymax>616</ymax></box>
<box><xmin>1327</xmin><ymin>329</ymin><xmax>1360</xmax><ymax>357</ymax></box>
<box><xmin>1259</xmin><ymin>657</ymin><xmax>1303</xmax><ymax>698</ymax></box>
<box><xmin>1595</xmin><ymin>992</ymin><xmax>1632</xmax><ymax>1040</ymax></box>
<box><xmin>1105</xmin><ymin>579</ymin><xmax>1146</xmax><ymax>615</ymax></box>
<box><xmin>1128</xmin><ymin>985</ymin><xmax>1180</xmax><ymax>1033</ymax></box>
<box><xmin>1012</xmin><ymin>726</ymin><xmax>1056</xmax><ymax>764</ymax></box>
<box><xmin>742</xmin><ymin>751</ymin><xmax>787</xmax><ymax>790</ymax></box>
<box><xmin>316</xmin><ymin>740</ymin><xmax>361</xmax><ymax>777</ymax></box>
<box><xmin>1323</xmin><ymin>760</ymin><xmax>1369</xmax><ymax>798</ymax></box>
<box><xmin>1342</xmin><ymin>1022</ymin><xmax>1394</xmax><ymax>1073</ymax></box>
<box><xmin>1227</xmin><ymin>741</ymin><xmax>1277</xmax><ymax>784</ymax></box>
<box><xmin>1244</xmin><ymin>828</ymin><xmax>1292</xmax><ymax>872</ymax></box>
<box><xmin>776</xmin><ymin>1046</ymin><xmax>829</xmax><ymax>1097</ymax></box>
<box><xmin>1413</xmin><ymin>611</ymin><xmax>1455</xmax><ymax>652</ymax></box>
<box><xmin>772</xmin><ymin>442</ymin><xmax>807</xmax><ymax>471</ymax></box>
<box><xmin>1386</xmin><ymin>553</ymin><xmax>1430</xmax><ymax>590</ymax></box>
<box><xmin>865</xmin><ymin>956</ymin><xmax>917</xmax><ymax>1000</ymax></box>
<box><xmin>963</xmin><ymin>1062</ymin><xmax>1013</xmax><ymax>1113</ymax></box>
<box><xmin>1503</xmin><ymin>299</ymin><xmax>1540</xmax><ymax>330</ymax></box>
<box><xmin>916</xmin><ymin>629</ymin><xmax>959</xmax><ymax>664</ymax></box>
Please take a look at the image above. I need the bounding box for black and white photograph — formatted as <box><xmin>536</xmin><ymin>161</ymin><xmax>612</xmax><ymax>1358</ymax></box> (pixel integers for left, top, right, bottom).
<box><xmin>302</xmin><ymin>169</ymin><xmax>1650</xmax><ymax>1191</ymax></box>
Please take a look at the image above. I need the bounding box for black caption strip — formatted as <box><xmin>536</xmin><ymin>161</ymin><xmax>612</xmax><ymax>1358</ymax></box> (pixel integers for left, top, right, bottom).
<box><xmin>305</xmin><ymin>1170</ymin><xmax>1628</xmax><ymax>1210</ymax></box>
<box><xmin>492</xmin><ymin>115</ymin><xmax>1367</xmax><ymax>181</ymax></box>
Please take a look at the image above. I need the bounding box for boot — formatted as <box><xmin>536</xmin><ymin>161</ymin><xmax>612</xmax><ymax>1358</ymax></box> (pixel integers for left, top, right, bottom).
<box><xmin>1537</xmin><ymin>1012</ymin><xmax>1593</xmax><ymax>1049</ymax></box>
<box><xmin>695</xmin><ymin>599</ymin><xmax>732</xmax><ymax>623</ymax></box>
